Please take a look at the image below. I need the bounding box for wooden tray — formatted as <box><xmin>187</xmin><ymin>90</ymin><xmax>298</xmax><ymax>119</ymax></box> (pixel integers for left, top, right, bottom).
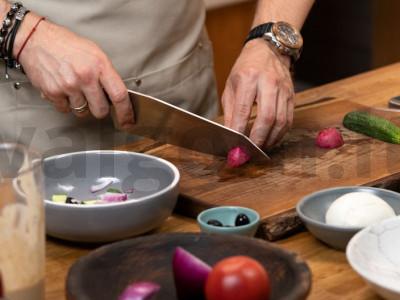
<box><xmin>66</xmin><ymin>233</ymin><xmax>311</xmax><ymax>300</ymax></box>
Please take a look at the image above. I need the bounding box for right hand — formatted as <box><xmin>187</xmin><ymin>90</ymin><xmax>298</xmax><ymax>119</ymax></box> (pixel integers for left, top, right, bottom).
<box><xmin>14</xmin><ymin>14</ymin><xmax>135</xmax><ymax>130</ymax></box>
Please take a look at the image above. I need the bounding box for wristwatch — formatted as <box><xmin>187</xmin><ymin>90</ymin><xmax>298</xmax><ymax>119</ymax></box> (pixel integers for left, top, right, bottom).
<box><xmin>245</xmin><ymin>22</ymin><xmax>303</xmax><ymax>62</ymax></box>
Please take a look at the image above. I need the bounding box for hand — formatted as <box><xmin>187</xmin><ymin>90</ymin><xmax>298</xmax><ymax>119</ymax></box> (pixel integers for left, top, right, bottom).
<box><xmin>15</xmin><ymin>14</ymin><xmax>134</xmax><ymax>130</ymax></box>
<box><xmin>222</xmin><ymin>39</ymin><xmax>295</xmax><ymax>149</ymax></box>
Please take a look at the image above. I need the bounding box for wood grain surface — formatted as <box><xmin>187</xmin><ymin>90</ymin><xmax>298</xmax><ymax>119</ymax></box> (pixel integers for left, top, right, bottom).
<box><xmin>123</xmin><ymin>63</ymin><xmax>400</xmax><ymax>221</ymax></box>
<box><xmin>44</xmin><ymin>63</ymin><xmax>400</xmax><ymax>300</ymax></box>
<box><xmin>45</xmin><ymin>216</ymin><xmax>379</xmax><ymax>300</ymax></box>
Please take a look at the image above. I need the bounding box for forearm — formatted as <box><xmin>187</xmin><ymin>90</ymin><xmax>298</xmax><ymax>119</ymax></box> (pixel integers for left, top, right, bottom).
<box><xmin>252</xmin><ymin>0</ymin><xmax>314</xmax><ymax>29</ymax></box>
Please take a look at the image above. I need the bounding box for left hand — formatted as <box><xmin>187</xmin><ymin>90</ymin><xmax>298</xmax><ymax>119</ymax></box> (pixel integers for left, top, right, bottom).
<box><xmin>222</xmin><ymin>39</ymin><xmax>295</xmax><ymax>149</ymax></box>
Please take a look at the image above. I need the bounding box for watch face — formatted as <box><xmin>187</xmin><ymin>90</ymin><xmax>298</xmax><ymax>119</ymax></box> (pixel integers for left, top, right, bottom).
<box><xmin>272</xmin><ymin>22</ymin><xmax>303</xmax><ymax>49</ymax></box>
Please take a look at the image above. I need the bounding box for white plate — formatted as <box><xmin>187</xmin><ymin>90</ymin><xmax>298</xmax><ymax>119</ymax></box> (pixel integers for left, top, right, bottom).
<box><xmin>346</xmin><ymin>217</ymin><xmax>400</xmax><ymax>300</ymax></box>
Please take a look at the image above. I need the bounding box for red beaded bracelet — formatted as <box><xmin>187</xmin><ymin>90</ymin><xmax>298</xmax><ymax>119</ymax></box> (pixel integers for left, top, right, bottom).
<box><xmin>16</xmin><ymin>16</ymin><xmax>45</xmax><ymax>63</ymax></box>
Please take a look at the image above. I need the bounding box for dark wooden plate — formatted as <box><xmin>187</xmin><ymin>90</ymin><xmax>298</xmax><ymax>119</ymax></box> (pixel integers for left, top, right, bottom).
<box><xmin>66</xmin><ymin>233</ymin><xmax>311</xmax><ymax>300</ymax></box>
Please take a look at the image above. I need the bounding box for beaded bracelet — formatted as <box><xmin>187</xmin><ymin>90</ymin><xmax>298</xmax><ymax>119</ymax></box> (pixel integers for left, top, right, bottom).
<box><xmin>0</xmin><ymin>2</ymin><xmax>21</xmax><ymax>50</ymax></box>
<box><xmin>7</xmin><ymin>6</ymin><xmax>30</xmax><ymax>68</ymax></box>
<box><xmin>0</xmin><ymin>2</ymin><xmax>29</xmax><ymax>79</ymax></box>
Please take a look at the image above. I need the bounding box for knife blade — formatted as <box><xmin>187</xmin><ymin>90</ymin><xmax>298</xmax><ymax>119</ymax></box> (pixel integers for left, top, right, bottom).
<box><xmin>125</xmin><ymin>90</ymin><xmax>270</xmax><ymax>163</ymax></box>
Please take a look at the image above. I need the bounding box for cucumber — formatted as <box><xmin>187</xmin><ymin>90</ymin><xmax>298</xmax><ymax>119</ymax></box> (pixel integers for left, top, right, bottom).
<box><xmin>343</xmin><ymin>111</ymin><xmax>400</xmax><ymax>144</ymax></box>
<box><xmin>82</xmin><ymin>200</ymin><xmax>98</xmax><ymax>205</ymax></box>
<box><xmin>106</xmin><ymin>188</ymin><xmax>122</xmax><ymax>193</ymax></box>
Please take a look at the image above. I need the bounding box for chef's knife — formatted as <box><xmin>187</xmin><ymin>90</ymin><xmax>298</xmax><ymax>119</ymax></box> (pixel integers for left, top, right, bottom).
<box><xmin>125</xmin><ymin>90</ymin><xmax>270</xmax><ymax>163</ymax></box>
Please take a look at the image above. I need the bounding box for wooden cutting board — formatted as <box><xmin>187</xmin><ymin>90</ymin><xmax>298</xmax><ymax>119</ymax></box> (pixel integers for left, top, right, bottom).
<box><xmin>119</xmin><ymin>64</ymin><xmax>400</xmax><ymax>221</ymax></box>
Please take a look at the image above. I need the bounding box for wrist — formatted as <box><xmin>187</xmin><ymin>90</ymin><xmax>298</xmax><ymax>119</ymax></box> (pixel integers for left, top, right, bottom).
<box><xmin>13</xmin><ymin>12</ymin><xmax>42</xmax><ymax>58</ymax></box>
<box><xmin>244</xmin><ymin>38</ymin><xmax>291</xmax><ymax>70</ymax></box>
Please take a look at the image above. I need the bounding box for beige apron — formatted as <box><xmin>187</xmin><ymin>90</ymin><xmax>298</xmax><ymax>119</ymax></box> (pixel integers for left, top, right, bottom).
<box><xmin>0</xmin><ymin>0</ymin><xmax>218</xmax><ymax>156</ymax></box>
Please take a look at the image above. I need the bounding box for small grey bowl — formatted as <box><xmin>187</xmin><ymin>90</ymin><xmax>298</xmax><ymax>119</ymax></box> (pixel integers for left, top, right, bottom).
<box><xmin>44</xmin><ymin>150</ymin><xmax>180</xmax><ymax>243</ymax></box>
<box><xmin>197</xmin><ymin>206</ymin><xmax>260</xmax><ymax>237</ymax></box>
<box><xmin>296</xmin><ymin>186</ymin><xmax>400</xmax><ymax>250</ymax></box>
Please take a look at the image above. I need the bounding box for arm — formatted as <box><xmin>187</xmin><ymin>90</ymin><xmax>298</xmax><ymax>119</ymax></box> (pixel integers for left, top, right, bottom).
<box><xmin>252</xmin><ymin>0</ymin><xmax>314</xmax><ymax>29</ymax></box>
<box><xmin>0</xmin><ymin>1</ymin><xmax>134</xmax><ymax>130</ymax></box>
<box><xmin>222</xmin><ymin>0</ymin><xmax>314</xmax><ymax>148</ymax></box>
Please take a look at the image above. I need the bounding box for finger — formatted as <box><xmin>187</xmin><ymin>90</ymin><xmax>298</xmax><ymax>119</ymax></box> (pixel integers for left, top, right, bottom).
<box><xmin>249</xmin><ymin>78</ymin><xmax>278</xmax><ymax>147</ymax></box>
<box><xmin>68</xmin><ymin>93</ymin><xmax>90</xmax><ymax>117</ymax></box>
<box><xmin>40</xmin><ymin>90</ymin><xmax>71</xmax><ymax>113</ymax></box>
<box><xmin>81</xmin><ymin>81</ymin><xmax>110</xmax><ymax>119</ymax></box>
<box><xmin>265</xmin><ymin>89</ymin><xmax>288</xmax><ymax>147</ymax></box>
<box><xmin>287</xmin><ymin>97</ymin><xmax>295</xmax><ymax>129</ymax></box>
<box><xmin>45</xmin><ymin>95</ymin><xmax>71</xmax><ymax>113</ymax></box>
<box><xmin>229</xmin><ymin>78</ymin><xmax>257</xmax><ymax>133</ymax></box>
<box><xmin>273</xmin><ymin>97</ymin><xmax>293</xmax><ymax>144</ymax></box>
<box><xmin>221</xmin><ymin>84</ymin><xmax>235</xmax><ymax>127</ymax></box>
<box><xmin>54</xmin><ymin>98</ymin><xmax>71</xmax><ymax>113</ymax></box>
<box><xmin>99</xmin><ymin>63</ymin><xmax>134</xmax><ymax>130</ymax></box>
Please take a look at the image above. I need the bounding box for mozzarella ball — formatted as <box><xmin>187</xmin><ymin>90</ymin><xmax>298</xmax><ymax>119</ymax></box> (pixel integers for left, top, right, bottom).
<box><xmin>325</xmin><ymin>192</ymin><xmax>396</xmax><ymax>227</ymax></box>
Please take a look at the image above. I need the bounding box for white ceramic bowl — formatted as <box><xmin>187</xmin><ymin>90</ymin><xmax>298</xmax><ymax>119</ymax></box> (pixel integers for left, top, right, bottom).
<box><xmin>346</xmin><ymin>217</ymin><xmax>400</xmax><ymax>300</ymax></box>
<box><xmin>44</xmin><ymin>151</ymin><xmax>180</xmax><ymax>243</ymax></box>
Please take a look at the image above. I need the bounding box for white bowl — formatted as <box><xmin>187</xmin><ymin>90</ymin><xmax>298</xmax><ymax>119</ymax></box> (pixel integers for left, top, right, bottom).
<box><xmin>346</xmin><ymin>217</ymin><xmax>400</xmax><ymax>300</ymax></box>
<box><xmin>44</xmin><ymin>151</ymin><xmax>180</xmax><ymax>242</ymax></box>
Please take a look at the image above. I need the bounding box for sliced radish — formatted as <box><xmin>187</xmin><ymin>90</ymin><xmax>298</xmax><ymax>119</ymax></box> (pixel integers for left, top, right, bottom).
<box><xmin>100</xmin><ymin>192</ymin><xmax>128</xmax><ymax>202</ymax></box>
<box><xmin>172</xmin><ymin>247</ymin><xmax>211</xmax><ymax>300</ymax></box>
<box><xmin>227</xmin><ymin>146</ymin><xmax>251</xmax><ymax>168</ymax></box>
<box><xmin>118</xmin><ymin>281</ymin><xmax>160</xmax><ymax>300</ymax></box>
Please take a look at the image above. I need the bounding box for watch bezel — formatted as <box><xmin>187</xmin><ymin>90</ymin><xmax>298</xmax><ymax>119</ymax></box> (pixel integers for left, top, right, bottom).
<box><xmin>272</xmin><ymin>21</ymin><xmax>303</xmax><ymax>50</ymax></box>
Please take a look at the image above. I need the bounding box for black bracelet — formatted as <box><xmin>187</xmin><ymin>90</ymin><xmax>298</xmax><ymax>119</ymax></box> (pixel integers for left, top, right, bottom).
<box><xmin>0</xmin><ymin>2</ymin><xmax>29</xmax><ymax>78</ymax></box>
<box><xmin>0</xmin><ymin>2</ymin><xmax>22</xmax><ymax>57</ymax></box>
<box><xmin>6</xmin><ymin>6</ymin><xmax>29</xmax><ymax>69</ymax></box>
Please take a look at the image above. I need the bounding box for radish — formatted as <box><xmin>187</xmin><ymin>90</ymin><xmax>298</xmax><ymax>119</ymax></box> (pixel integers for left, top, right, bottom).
<box><xmin>172</xmin><ymin>247</ymin><xmax>211</xmax><ymax>300</ymax></box>
<box><xmin>100</xmin><ymin>192</ymin><xmax>128</xmax><ymax>202</ymax></box>
<box><xmin>315</xmin><ymin>128</ymin><xmax>344</xmax><ymax>149</ymax></box>
<box><xmin>118</xmin><ymin>281</ymin><xmax>160</xmax><ymax>300</ymax></box>
<box><xmin>227</xmin><ymin>146</ymin><xmax>251</xmax><ymax>168</ymax></box>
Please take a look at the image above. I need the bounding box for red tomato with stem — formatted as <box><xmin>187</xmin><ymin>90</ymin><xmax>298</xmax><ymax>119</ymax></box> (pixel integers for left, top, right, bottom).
<box><xmin>205</xmin><ymin>256</ymin><xmax>270</xmax><ymax>300</ymax></box>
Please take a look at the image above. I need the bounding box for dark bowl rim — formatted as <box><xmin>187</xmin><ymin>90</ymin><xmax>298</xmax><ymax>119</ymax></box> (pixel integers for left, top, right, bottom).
<box><xmin>66</xmin><ymin>232</ymin><xmax>312</xmax><ymax>300</ymax></box>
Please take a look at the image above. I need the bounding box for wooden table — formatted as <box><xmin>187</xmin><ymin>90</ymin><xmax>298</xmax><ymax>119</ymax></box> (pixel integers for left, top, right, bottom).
<box><xmin>46</xmin><ymin>217</ymin><xmax>378</xmax><ymax>300</ymax></box>
<box><xmin>45</xmin><ymin>63</ymin><xmax>400</xmax><ymax>299</ymax></box>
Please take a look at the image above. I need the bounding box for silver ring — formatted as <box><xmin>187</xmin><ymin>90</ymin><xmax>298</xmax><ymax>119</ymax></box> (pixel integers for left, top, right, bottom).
<box><xmin>71</xmin><ymin>101</ymin><xmax>89</xmax><ymax>113</ymax></box>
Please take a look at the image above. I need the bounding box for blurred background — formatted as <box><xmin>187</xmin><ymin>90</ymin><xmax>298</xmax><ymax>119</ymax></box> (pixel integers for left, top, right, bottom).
<box><xmin>205</xmin><ymin>0</ymin><xmax>400</xmax><ymax>95</ymax></box>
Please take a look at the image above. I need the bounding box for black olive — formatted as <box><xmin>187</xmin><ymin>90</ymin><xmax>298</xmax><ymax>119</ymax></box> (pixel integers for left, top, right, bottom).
<box><xmin>235</xmin><ymin>213</ymin><xmax>250</xmax><ymax>226</ymax></box>
<box><xmin>207</xmin><ymin>219</ymin><xmax>223</xmax><ymax>227</ymax></box>
<box><xmin>66</xmin><ymin>197</ymin><xmax>81</xmax><ymax>205</ymax></box>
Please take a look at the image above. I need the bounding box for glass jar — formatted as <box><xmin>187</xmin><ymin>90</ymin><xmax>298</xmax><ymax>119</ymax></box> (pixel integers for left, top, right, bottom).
<box><xmin>0</xmin><ymin>144</ymin><xmax>44</xmax><ymax>300</ymax></box>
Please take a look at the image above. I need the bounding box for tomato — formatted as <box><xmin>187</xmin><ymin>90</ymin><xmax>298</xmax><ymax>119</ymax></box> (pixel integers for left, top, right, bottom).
<box><xmin>205</xmin><ymin>256</ymin><xmax>270</xmax><ymax>300</ymax></box>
